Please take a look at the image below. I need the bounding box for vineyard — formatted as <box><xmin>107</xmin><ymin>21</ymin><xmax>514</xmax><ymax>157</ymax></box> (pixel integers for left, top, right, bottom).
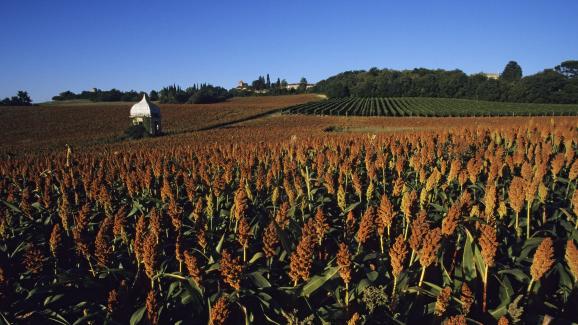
<box><xmin>283</xmin><ymin>97</ymin><xmax>578</xmax><ymax>117</ymax></box>
<box><xmin>1</xmin><ymin>117</ymin><xmax>578</xmax><ymax>324</ymax></box>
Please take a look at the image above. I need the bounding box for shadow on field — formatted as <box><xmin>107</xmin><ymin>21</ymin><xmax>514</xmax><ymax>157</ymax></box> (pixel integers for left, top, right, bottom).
<box><xmin>193</xmin><ymin>108</ymin><xmax>285</xmax><ymax>132</ymax></box>
<box><xmin>323</xmin><ymin>125</ymin><xmax>431</xmax><ymax>133</ymax></box>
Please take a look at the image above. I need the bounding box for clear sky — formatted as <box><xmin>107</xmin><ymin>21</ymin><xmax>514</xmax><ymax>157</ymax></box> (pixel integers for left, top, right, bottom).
<box><xmin>1</xmin><ymin>0</ymin><xmax>577</xmax><ymax>102</ymax></box>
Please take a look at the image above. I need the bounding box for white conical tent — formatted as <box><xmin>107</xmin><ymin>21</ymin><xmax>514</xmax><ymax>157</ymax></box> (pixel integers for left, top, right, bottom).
<box><xmin>130</xmin><ymin>94</ymin><xmax>160</xmax><ymax>117</ymax></box>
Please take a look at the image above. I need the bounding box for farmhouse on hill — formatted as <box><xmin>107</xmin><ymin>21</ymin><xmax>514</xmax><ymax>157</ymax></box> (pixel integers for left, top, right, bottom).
<box><xmin>237</xmin><ymin>80</ymin><xmax>248</xmax><ymax>89</ymax></box>
<box><xmin>285</xmin><ymin>83</ymin><xmax>315</xmax><ymax>90</ymax></box>
<box><xmin>482</xmin><ymin>73</ymin><xmax>499</xmax><ymax>80</ymax></box>
<box><xmin>130</xmin><ymin>94</ymin><xmax>162</xmax><ymax>135</ymax></box>
<box><xmin>235</xmin><ymin>79</ymin><xmax>316</xmax><ymax>91</ymax></box>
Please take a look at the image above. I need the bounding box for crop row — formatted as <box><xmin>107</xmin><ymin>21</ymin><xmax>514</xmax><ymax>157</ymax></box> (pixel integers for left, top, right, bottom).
<box><xmin>283</xmin><ymin>97</ymin><xmax>578</xmax><ymax>117</ymax></box>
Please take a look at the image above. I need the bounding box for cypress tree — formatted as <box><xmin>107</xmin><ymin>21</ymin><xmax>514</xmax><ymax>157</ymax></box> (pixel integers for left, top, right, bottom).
<box><xmin>501</xmin><ymin>61</ymin><xmax>523</xmax><ymax>82</ymax></box>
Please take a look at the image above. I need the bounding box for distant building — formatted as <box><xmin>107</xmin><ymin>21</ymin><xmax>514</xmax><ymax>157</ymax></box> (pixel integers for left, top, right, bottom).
<box><xmin>285</xmin><ymin>83</ymin><xmax>315</xmax><ymax>90</ymax></box>
<box><xmin>482</xmin><ymin>73</ymin><xmax>499</xmax><ymax>80</ymax></box>
<box><xmin>235</xmin><ymin>79</ymin><xmax>315</xmax><ymax>91</ymax></box>
<box><xmin>236</xmin><ymin>80</ymin><xmax>248</xmax><ymax>89</ymax></box>
<box><xmin>130</xmin><ymin>94</ymin><xmax>162</xmax><ymax>135</ymax></box>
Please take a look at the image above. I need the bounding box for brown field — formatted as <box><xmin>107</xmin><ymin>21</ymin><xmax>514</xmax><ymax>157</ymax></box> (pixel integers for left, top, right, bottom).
<box><xmin>137</xmin><ymin>114</ymin><xmax>577</xmax><ymax>154</ymax></box>
<box><xmin>0</xmin><ymin>94</ymin><xmax>322</xmax><ymax>154</ymax></box>
<box><xmin>3</xmin><ymin>93</ymin><xmax>577</xmax><ymax>157</ymax></box>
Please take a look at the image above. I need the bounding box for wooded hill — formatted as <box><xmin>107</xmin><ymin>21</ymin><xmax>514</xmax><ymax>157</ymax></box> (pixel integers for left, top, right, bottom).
<box><xmin>313</xmin><ymin>61</ymin><xmax>578</xmax><ymax>104</ymax></box>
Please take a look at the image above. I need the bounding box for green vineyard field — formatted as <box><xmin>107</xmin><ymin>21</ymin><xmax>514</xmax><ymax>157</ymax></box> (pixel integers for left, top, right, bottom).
<box><xmin>283</xmin><ymin>97</ymin><xmax>578</xmax><ymax>117</ymax></box>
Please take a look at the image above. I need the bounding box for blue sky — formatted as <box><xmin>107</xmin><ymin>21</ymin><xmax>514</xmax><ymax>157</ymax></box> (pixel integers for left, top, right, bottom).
<box><xmin>1</xmin><ymin>0</ymin><xmax>577</xmax><ymax>102</ymax></box>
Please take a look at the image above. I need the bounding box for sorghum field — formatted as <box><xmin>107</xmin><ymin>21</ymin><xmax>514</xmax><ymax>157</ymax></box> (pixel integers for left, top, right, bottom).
<box><xmin>284</xmin><ymin>97</ymin><xmax>578</xmax><ymax>117</ymax></box>
<box><xmin>1</xmin><ymin>100</ymin><xmax>578</xmax><ymax>324</ymax></box>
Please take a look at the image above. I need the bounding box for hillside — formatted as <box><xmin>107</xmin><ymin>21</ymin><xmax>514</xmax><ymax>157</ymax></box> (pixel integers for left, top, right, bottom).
<box><xmin>312</xmin><ymin>63</ymin><xmax>578</xmax><ymax>104</ymax></box>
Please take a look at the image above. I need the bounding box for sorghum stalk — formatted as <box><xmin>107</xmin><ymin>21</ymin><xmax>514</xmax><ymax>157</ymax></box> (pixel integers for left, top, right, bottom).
<box><xmin>572</xmin><ymin>189</ymin><xmax>578</xmax><ymax>229</ymax></box>
<box><xmin>210</xmin><ymin>296</ymin><xmax>230</xmax><ymax>325</ymax></box>
<box><xmin>409</xmin><ymin>210</ymin><xmax>428</xmax><ymax>268</ymax></box>
<box><xmin>337</xmin><ymin>242</ymin><xmax>352</xmax><ymax>307</ymax></box>
<box><xmin>377</xmin><ymin>194</ymin><xmax>394</xmax><ymax>254</ymax></box>
<box><xmin>305</xmin><ymin>166</ymin><xmax>312</xmax><ymax>202</ymax></box>
<box><xmin>483</xmin><ymin>264</ymin><xmax>489</xmax><ymax>312</ymax></box>
<box><xmin>525</xmin><ymin>179</ymin><xmax>538</xmax><ymax>239</ymax></box>
<box><xmin>434</xmin><ymin>287</ymin><xmax>452</xmax><ymax>316</ymax></box>
<box><xmin>509</xmin><ymin>177</ymin><xmax>525</xmax><ymax>238</ymax></box>
<box><xmin>220</xmin><ymin>250</ymin><xmax>243</xmax><ymax>290</ymax></box>
<box><xmin>418</xmin><ymin>266</ymin><xmax>426</xmax><ymax>288</ymax></box>
<box><xmin>356</xmin><ymin>207</ymin><xmax>374</xmax><ymax>254</ymax></box>
<box><xmin>449</xmin><ymin>233</ymin><xmax>462</xmax><ymax>274</ymax></box>
<box><xmin>262</xmin><ymin>221</ymin><xmax>278</xmax><ymax>263</ymax></box>
<box><xmin>526</xmin><ymin>199</ymin><xmax>531</xmax><ymax>239</ymax></box>
<box><xmin>565</xmin><ymin>240</ymin><xmax>578</xmax><ymax>283</ymax></box>
<box><xmin>528</xmin><ymin>237</ymin><xmax>555</xmax><ymax>293</ymax></box>
<box><xmin>184</xmin><ymin>250</ymin><xmax>202</xmax><ymax>286</ymax></box>
<box><xmin>401</xmin><ymin>191</ymin><xmax>416</xmax><ymax>240</ymax></box>
<box><xmin>418</xmin><ymin>228</ymin><xmax>442</xmax><ymax>288</ymax></box>
<box><xmin>314</xmin><ymin>207</ymin><xmax>329</xmax><ymax>246</ymax></box>
<box><xmin>515</xmin><ymin>211</ymin><xmax>519</xmax><ymax>237</ymax></box>
<box><xmin>288</xmin><ymin>221</ymin><xmax>315</xmax><ymax>286</ymax></box>
<box><xmin>460</xmin><ymin>283</ymin><xmax>474</xmax><ymax>315</ymax></box>
<box><xmin>237</xmin><ymin>216</ymin><xmax>251</xmax><ymax>262</ymax></box>
<box><xmin>479</xmin><ymin>223</ymin><xmax>497</xmax><ymax>312</ymax></box>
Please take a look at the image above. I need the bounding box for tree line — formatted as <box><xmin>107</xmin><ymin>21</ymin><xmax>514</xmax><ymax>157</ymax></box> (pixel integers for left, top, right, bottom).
<box><xmin>51</xmin><ymin>74</ymin><xmax>311</xmax><ymax>105</ymax></box>
<box><xmin>0</xmin><ymin>91</ymin><xmax>32</xmax><ymax>106</ymax></box>
<box><xmin>52</xmin><ymin>89</ymin><xmax>151</xmax><ymax>102</ymax></box>
<box><xmin>158</xmin><ymin>84</ymin><xmax>230</xmax><ymax>104</ymax></box>
<box><xmin>11</xmin><ymin>74</ymin><xmax>310</xmax><ymax>106</ymax></box>
<box><xmin>51</xmin><ymin>83</ymin><xmax>231</xmax><ymax>104</ymax></box>
<box><xmin>313</xmin><ymin>60</ymin><xmax>578</xmax><ymax>104</ymax></box>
